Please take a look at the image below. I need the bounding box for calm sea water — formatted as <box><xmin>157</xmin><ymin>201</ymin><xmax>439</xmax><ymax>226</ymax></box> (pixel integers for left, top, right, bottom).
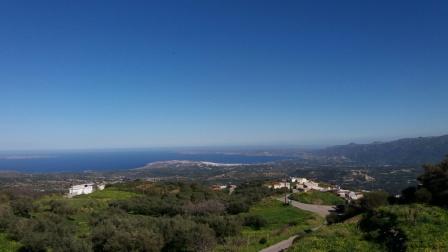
<box><xmin>0</xmin><ymin>149</ymin><xmax>286</xmax><ymax>173</ymax></box>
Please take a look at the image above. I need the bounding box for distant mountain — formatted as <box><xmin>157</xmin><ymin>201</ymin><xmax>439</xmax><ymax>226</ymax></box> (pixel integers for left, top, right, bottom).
<box><xmin>317</xmin><ymin>135</ymin><xmax>448</xmax><ymax>165</ymax></box>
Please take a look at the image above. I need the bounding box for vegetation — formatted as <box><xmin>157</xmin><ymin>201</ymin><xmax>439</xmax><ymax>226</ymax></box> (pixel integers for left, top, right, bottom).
<box><xmin>217</xmin><ymin>198</ymin><xmax>322</xmax><ymax>252</ymax></box>
<box><xmin>290</xmin><ymin>203</ymin><xmax>448</xmax><ymax>251</ymax></box>
<box><xmin>400</xmin><ymin>155</ymin><xmax>448</xmax><ymax>207</ymax></box>
<box><xmin>0</xmin><ymin>156</ymin><xmax>447</xmax><ymax>251</ymax></box>
<box><xmin>288</xmin><ymin>222</ymin><xmax>381</xmax><ymax>251</ymax></box>
<box><xmin>302</xmin><ymin>156</ymin><xmax>448</xmax><ymax>251</ymax></box>
<box><xmin>326</xmin><ymin>190</ymin><xmax>391</xmax><ymax>224</ymax></box>
<box><xmin>0</xmin><ymin>233</ymin><xmax>21</xmax><ymax>252</ymax></box>
<box><xmin>289</xmin><ymin>191</ymin><xmax>345</xmax><ymax>205</ymax></box>
<box><xmin>0</xmin><ymin>180</ymin><xmax>322</xmax><ymax>252</ymax></box>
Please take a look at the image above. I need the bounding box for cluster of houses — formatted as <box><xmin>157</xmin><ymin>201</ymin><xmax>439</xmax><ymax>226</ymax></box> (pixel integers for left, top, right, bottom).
<box><xmin>67</xmin><ymin>182</ymin><xmax>106</xmax><ymax>198</ymax></box>
<box><xmin>267</xmin><ymin>177</ymin><xmax>364</xmax><ymax>202</ymax></box>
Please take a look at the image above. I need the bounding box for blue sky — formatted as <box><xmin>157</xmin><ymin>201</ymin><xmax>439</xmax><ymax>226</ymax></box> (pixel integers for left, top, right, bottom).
<box><xmin>1</xmin><ymin>0</ymin><xmax>447</xmax><ymax>150</ymax></box>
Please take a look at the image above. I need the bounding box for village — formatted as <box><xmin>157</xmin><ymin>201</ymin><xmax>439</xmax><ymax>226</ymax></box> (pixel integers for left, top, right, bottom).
<box><xmin>207</xmin><ymin>176</ymin><xmax>364</xmax><ymax>204</ymax></box>
<box><xmin>67</xmin><ymin>177</ymin><xmax>363</xmax><ymax>204</ymax></box>
<box><xmin>267</xmin><ymin>177</ymin><xmax>364</xmax><ymax>202</ymax></box>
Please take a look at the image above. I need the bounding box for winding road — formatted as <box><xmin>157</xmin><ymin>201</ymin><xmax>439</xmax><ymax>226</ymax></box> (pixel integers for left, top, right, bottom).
<box><xmin>259</xmin><ymin>197</ymin><xmax>334</xmax><ymax>252</ymax></box>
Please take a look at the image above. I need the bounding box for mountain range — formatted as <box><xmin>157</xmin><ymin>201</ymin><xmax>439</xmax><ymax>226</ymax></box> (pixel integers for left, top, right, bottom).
<box><xmin>316</xmin><ymin>134</ymin><xmax>448</xmax><ymax>166</ymax></box>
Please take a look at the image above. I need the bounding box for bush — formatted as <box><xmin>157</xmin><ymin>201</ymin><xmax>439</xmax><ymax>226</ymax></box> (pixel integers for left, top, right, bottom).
<box><xmin>195</xmin><ymin>215</ymin><xmax>241</xmax><ymax>242</ymax></box>
<box><xmin>226</xmin><ymin>199</ymin><xmax>249</xmax><ymax>214</ymax></box>
<box><xmin>359</xmin><ymin>191</ymin><xmax>389</xmax><ymax>211</ymax></box>
<box><xmin>91</xmin><ymin>214</ymin><xmax>163</xmax><ymax>252</ymax></box>
<box><xmin>243</xmin><ymin>215</ymin><xmax>267</xmax><ymax>230</ymax></box>
<box><xmin>415</xmin><ymin>188</ymin><xmax>432</xmax><ymax>203</ymax></box>
<box><xmin>259</xmin><ymin>237</ymin><xmax>267</xmax><ymax>244</ymax></box>
<box><xmin>10</xmin><ymin>197</ymin><xmax>34</xmax><ymax>218</ymax></box>
<box><xmin>49</xmin><ymin>199</ymin><xmax>77</xmax><ymax>215</ymax></box>
<box><xmin>288</xmin><ymin>219</ymin><xmax>299</xmax><ymax>226</ymax></box>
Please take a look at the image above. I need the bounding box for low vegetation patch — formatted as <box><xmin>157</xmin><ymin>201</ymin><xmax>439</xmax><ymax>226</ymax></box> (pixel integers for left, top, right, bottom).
<box><xmin>288</xmin><ymin>222</ymin><xmax>381</xmax><ymax>252</ymax></box>
<box><xmin>289</xmin><ymin>191</ymin><xmax>345</xmax><ymax>205</ymax></box>
<box><xmin>216</xmin><ymin>198</ymin><xmax>322</xmax><ymax>252</ymax></box>
<box><xmin>0</xmin><ymin>233</ymin><xmax>21</xmax><ymax>252</ymax></box>
<box><xmin>290</xmin><ymin>203</ymin><xmax>448</xmax><ymax>252</ymax></box>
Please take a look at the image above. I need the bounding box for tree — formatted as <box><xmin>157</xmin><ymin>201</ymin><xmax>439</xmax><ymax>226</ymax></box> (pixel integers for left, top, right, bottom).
<box><xmin>359</xmin><ymin>191</ymin><xmax>390</xmax><ymax>211</ymax></box>
<box><xmin>417</xmin><ymin>156</ymin><xmax>448</xmax><ymax>207</ymax></box>
<box><xmin>359</xmin><ymin>209</ymin><xmax>407</xmax><ymax>252</ymax></box>
<box><xmin>91</xmin><ymin>214</ymin><xmax>163</xmax><ymax>252</ymax></box>
<box><xmin>11</xmin><ymin>197</ymin><xmax>34</xmax><ymax>218</ymax></box>
<box><xmin>415</xmin><ymin>188</ymin><xmax>432</xmax><ymax>203</ymax></box>
<box><xmin>49</xmin><ymin>199</ymin><xmax>76</xmax><ymax>215</ymax></box>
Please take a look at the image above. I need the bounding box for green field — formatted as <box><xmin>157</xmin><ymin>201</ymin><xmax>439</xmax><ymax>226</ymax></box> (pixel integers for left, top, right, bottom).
<box><xmin>289</xmin><ymin>191</ymin><xmax>345</xmax><ymax>205</ymax></box>
<box><xmin>216</xmin><ymin>198</ymin><xmax>322</xmax><ymax>252</ymax></box>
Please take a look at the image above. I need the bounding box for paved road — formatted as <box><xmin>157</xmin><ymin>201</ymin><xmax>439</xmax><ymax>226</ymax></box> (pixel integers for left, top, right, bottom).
<box><xmin>259</xmin><ymin>198</ymin><xmax>334</xmax><ymax>252</ymax></box>
<box><xmin>259</xmin><ymin>235</ymin><xmax>298</xmax><ymax>252</ymax></box>
<box><xmin>285</xmin><ymin>198</ymin><xmax>335</xmax><ymax>218</ymax></box>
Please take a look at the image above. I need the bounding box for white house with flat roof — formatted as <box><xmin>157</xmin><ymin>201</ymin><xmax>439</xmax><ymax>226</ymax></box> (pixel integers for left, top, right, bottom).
<box><xmin>68</xmin><ymin>183</ymin><xmax>94</xmax><ymax>198</ymax></box>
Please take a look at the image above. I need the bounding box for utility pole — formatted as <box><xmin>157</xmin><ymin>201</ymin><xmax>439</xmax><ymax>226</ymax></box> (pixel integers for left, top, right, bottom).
<box><xmin>284</xmin><ymin>175</ymin><xmax>288</xmax><ymax>205</ymax></box>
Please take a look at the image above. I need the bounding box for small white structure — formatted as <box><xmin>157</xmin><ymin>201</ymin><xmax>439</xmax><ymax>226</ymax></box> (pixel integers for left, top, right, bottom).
<box><xmin>348</xmin><ymin>191</ymin><xmax>363</xmax><ymax>200</ymax></box>
<box><xmin>292</xmin><ymin>177</ymin><xmax>327</xmax><ymax>192</ymax></box>
<box><xmin>270</xmin><ymin>182</ymin><xmax>291</xmax><ymax>189</ymax></box>
<box><xmin>291</xmin><ymin>177</ymin><xmax>308</xmax><ymax>184</ymax></box>
<box><xmin>68</xmin><ymin>183</ymin><xmax>94</xmax><ymax>198</ymax></box>
<box><xmin>97</xmin><ymin>183</ymin><xmax>106</xmax><ymax>191</ymax></box>
<box><xmin>336</xmin><ymin>189</ymin><xmax>363</xmax><ymax>201</ymax></box>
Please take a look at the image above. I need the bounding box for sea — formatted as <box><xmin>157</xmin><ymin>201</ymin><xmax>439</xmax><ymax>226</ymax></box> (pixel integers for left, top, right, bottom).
<box><xmin>0</xmin><ymin>149</ymin><xmax>286</xmax><ymax>173</ymax></box>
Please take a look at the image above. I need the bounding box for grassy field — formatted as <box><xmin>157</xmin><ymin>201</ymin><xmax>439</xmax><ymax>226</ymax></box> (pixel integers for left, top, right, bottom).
<box><xmin>289</xmin><ymin>191</ymin><xmax>345</xmax><ymax>205</ymax></box>
<box><xmin>216</xmin><ymin>198</ymin><xmax>322</xmax><ymax>252</ymax></box>
<box><xmin>379</xmin><ymin>204</ymin><xmax>448</xmax><ymax>251</ymax></box>
<box><xmin>288</xmin><ymin>221</ymin><xmax>381</xmax><ymax>252</ymax></box>
<box><xmin>0</xmin><ymin>233</ymin><xmax>21</xmax><ymax>252</ymax></box>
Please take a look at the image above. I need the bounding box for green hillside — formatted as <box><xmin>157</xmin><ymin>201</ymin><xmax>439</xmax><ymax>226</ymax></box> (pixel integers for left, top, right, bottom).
<box><xmin>289</xmin><ymin>204</ymin><xmax>448</xmax><ymax>251</ymax></box>
<box><xmin>0</xmin><ymin>181</ymin><xmax>320</xmax><ymax>252</ymax></box>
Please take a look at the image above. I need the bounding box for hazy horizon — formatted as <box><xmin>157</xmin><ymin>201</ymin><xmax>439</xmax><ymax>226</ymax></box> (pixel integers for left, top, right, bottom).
<box><xmin>0</xmin><ymin>132</ymin><xmax>446</xmax><ymax>152</ymax></box>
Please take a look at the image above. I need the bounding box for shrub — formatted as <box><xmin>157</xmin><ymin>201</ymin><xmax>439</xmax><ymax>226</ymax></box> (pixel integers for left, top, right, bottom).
<box><xmin>359</xmin><ymin>191</ymin><xmax>390</xmax><ymax>211</ymax></box>
<box><xmin>243</xmin><ymin>215</ymin><xmax>267</xmax><ymax>230</ymax></box>
<box><xmin>10</xmin><ymin>197</ymin><xmax>34</xmax><ymax>218</ymax></box>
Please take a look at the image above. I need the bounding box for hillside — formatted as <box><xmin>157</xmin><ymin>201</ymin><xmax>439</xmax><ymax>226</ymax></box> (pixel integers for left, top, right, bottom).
<box><xmin>289</xmin><ymin>204</ymin><xmax>448</xmax><ymax>251</ymax></box>
<box><xmin>0</xmin><ymin>181</ymin><xmax>320</xmax><ymax>252</ymax></box>
<box><xmin>316</xmin><ymin>135</ymin><xmax>448</xmax><ymax>165</ymax></box>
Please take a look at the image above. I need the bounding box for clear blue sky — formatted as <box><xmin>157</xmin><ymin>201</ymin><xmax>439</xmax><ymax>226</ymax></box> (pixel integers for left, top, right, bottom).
<box><xmin>1</xmin><ymin>0</ymin><xmax>447</xmax><ymax>150</ymax></box>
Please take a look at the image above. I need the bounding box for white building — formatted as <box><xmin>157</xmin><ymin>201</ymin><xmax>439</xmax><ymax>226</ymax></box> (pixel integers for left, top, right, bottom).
<box><xmin>336</xmin><ymin>189</ymin><xmax>363</xmax><ymax>201</ymax></box>
<box><xmin>68</xmin><ymin>183</ymin><xmax>94</xmax><ymax>198</ymax></box>
<box><xmin>291</xmin><ymin>177</ymin><xmax>309</xmax><ymax>184</ymax></box>
<box><xmin>270</xmin><ymin>182</ymin><xmax>291</xmax><ymax>189</ymax></box>
<box><xmin>348</xmin><ymin>191</ymin><xmax>363</xmax><ymax>200</ymax></box>
<box><xmin>292</xmin><ymin>177</ymin><xmax>327</xmax><ymax>192</ymax></box>
<box><xmin>97</xmin><ymin>183</ymin><xmax>106</xmax><ymax>191</ymax></box>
